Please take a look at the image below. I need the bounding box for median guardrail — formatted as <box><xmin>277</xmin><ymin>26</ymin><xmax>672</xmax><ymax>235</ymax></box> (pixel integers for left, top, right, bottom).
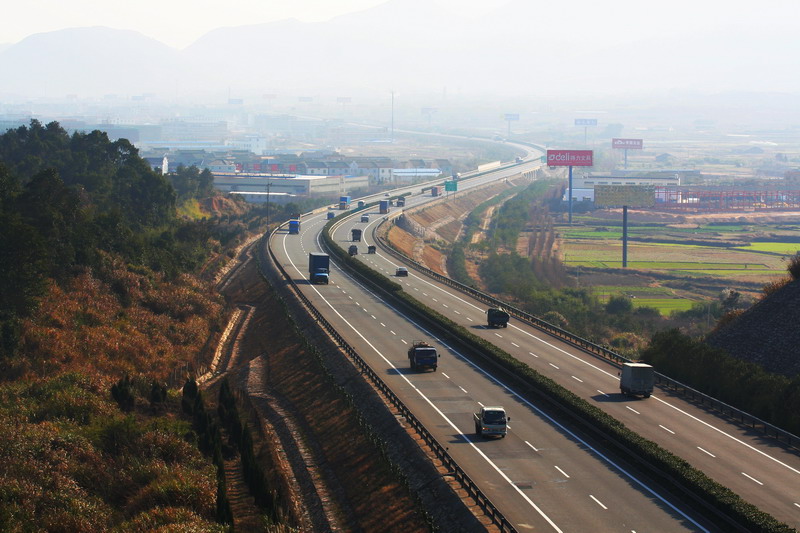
<box><xmin>260</xmin><ymin>224</ymin><xmax>517</xmax><ymax>533</ymax></box>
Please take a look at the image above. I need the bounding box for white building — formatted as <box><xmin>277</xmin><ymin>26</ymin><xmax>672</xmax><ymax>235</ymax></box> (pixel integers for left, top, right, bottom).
<box><xmin>212</xmin><ymin>172</ymin><xmax>370</xmax><ymax>198</ymax></box>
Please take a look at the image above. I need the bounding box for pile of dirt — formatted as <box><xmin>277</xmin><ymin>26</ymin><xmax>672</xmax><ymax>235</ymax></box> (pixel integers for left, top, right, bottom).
<box><xmin>707</xmin><ymin>278</ymin><xmax>800</xmax><ymax>378</ymax></box>
<box><xmin>201</xmin><ymin>194</ymin><xmax>250</xmax><ymax>217</ymax></box>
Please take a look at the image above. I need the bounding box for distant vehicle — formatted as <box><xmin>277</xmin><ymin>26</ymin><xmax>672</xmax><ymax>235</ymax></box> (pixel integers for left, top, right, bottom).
<box><xmin>367</xmin><ymin>245</ymin><xmax>376</xmax><ymax>254</ymax></box>
<box><xmin>288</xmin><ymin>219</ymin><xmax>301</xmax><ymax>234</ymax></box>
<box><xmin>308</xmin><ymin>253</ymin><xmax>330</xmax><ymax>284</ymax></box>
<box><xmin>395</xmin><ymin>267</ymin><xmax>408</xmax><ymax>276</ymax></box>
<box><xmin>408</xmin><ymin>340</ymin><xmax>439</xmax><ymax>371</ymax></box>
<box><xmin>357</xmin><ymin>200</ymin><xmax>365</xmax><ymax>208</ymax></box>
<box><xmin>339</xmin><ymin>195</ymin><xmax>351</xmax><ymax>210</ymax></box>
<box><xmin>327</xmin><ymin>211</ymin><xmax>335</xmax><ymax>220</ymax></box>
<box><xmin>361</xmin><ymin>214</ymin><xmax>369</xmax><ymax>223</ymax></box>
<box><xmin>379</xmin><ymin>200</ymin><xmax>390</xmax><ymax>214</ymax></box>
<box><xmin>396</xmin><ymin>197</ymin><xmax>406</xmax><ymax>207</ymax></box>
<box><xmin>351</xmin><ymin>228</ymin><xmax>362</xmax><ymax>241</ymax></box>
<box><xmin>384</xmin><ymin>193</ymin><xmax>390</xmax><ymax>197</ymax></box>
<box><xmin>620</xmin><ymin>363</ymin><xmax>655</xmax><ymax>398</ymax></box>
<box><xmin>474</xmin><ymin>406</ymin><xmax>509</xmax><ymax>438</ymax></box>
<box><xmin>486</xmin><ymin>308</ymin><xmax>509</xmax><ymax>328</ymax></box>
<box><xmin>348</xmin><ymin>245</ymin><xmax>358</xmax><ymax>256</ymax></box>
<box><xmin>431</xmin><ymin>186</ymin><xmax>441</xmax><ymax>197</ymax></box>
<box><xmin>515</xmin><ymin>156</ymin><xmax>523</xmax><ymax>163</ymax></box>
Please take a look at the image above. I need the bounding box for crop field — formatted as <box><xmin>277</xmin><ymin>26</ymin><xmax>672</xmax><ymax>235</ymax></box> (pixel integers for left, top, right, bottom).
<box><xmin>589</xmin><ymin>285</ymin><xmax>696</xmax><ymax>315</ymax></box>
<box><xmin>558</xmin><ymin>213</ymin><xmax>800</xmax><ymax>304</ymax></box>
<box><xmin>735</xmin><ymin>242</ymin><xmax>800</xmax><ymax>255</ymax></box>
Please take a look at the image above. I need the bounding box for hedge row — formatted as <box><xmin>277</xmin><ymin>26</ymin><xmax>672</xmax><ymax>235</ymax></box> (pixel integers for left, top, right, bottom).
<box><xmin>322</xmin><ymin>217</ymin><xmax>793</xmax><ymax>533</ymax></box>
<box><xmin>181</xmin><ymin>379</ymin><xmax>233</xmax><ymax>526</ymax></box>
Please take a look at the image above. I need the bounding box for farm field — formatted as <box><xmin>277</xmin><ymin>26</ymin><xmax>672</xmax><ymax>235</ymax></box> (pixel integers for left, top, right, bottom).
<box><xmin>558</xmin><ymin>212</ymin><xmax>800</xmax><ymax>307</ymax></box>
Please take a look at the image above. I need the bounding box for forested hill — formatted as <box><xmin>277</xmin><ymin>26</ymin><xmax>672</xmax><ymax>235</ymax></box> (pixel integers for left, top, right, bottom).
<box><xmin>707</xmin><ymin>273</ymin><xmax>800</xmax><ymax>378</ymax></box>
<box><xmin>0</xmin><ymin>120</ymin><xmax>217</xmax><ymax>360</ymax></box>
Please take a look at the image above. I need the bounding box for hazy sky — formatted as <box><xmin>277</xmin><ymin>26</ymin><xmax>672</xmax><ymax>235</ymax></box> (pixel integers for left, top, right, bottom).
<box><xmin>1</xmin><ymin>0</ymin><xmax>510</xmax><ymax>49</ymax></box>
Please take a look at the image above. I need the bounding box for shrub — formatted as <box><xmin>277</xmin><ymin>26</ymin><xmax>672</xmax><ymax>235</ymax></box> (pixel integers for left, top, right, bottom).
<box><xmin>605</xmin><ymin>295</ymin><xmax>633</xmax><ymax>315</ymax></box>
<box><xmin>787</xmin><ymin>252</ymin><xmax>800</xmax><ymax>280</ymax></box>
<box><xmin>111</xmin><ymin>375</ymin><xmax>135</xmax><ymax>412</ymax></box>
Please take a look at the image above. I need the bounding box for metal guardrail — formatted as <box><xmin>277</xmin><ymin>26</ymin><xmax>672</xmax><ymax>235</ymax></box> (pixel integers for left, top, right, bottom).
<box><xmin>260</xmin><ymin>228</ymin><xmax>517</xmax><ymax>533</ymax></box>
<box><xmin>375</xmin><ymin>230</ymin><xmax>800</xmax><ymax>452</ymax></box>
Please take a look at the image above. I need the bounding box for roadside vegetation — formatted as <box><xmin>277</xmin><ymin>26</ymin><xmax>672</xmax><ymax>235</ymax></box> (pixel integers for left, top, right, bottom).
<box><xmin>0</xmin><ymin>121</ymin><xmax>295</xmax><ymax>530</ymax></box>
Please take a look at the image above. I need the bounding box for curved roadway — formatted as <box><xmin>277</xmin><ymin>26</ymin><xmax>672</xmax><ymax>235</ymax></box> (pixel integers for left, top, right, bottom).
<box><xmin>270</xmin><ymin>167</ymin><xmax>720</xmax><ymax>531</ymax></box>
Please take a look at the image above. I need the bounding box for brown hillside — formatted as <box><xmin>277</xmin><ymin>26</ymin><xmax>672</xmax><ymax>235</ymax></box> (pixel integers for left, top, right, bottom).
<box><xmin>707</xmin><ymin>278</ymin><xmax>800</xmax><ymax>378</ymax></box>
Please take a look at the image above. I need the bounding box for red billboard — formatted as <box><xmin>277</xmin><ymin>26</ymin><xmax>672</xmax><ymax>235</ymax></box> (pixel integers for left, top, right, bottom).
<box><xmin>612</xmin><ymin>138</ymin><xmax>643</xmax><ymax>149</ymax></box>
<box><xmin>546</xmin><ymin>150</ymin><xmax>593</xmax><ymax>167</ymax></box>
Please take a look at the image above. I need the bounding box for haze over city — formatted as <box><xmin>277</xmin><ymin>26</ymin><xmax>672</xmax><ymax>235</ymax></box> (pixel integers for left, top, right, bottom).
<box><xmin>1</xmin><ymin>0</ymin><xmax>798</xmax><ymax>100</ymax></box>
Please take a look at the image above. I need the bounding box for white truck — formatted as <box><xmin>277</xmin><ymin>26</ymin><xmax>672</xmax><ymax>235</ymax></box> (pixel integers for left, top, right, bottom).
<box><xmin>473</xmin><ymin>406</ymin><xmax>509</xmax><ymax>438</ymax></box>
<box><xmin>620</xmin><ymin>362</ymin><xmax>655</xmax><ymax>398</ymax></box>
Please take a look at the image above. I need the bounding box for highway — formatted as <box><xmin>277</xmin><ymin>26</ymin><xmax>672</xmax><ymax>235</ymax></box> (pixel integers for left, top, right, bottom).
<box><xmin>270</xmin><ymin>165</ymin><xmax>716</xmax><ymax>531</ymax></box>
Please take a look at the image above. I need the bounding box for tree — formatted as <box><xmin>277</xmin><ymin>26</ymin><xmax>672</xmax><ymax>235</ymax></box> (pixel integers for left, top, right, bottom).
<box><xmin>605</xmin><ymin>295</ymin><xmax>633</xmax><ymax>315</ymax></box>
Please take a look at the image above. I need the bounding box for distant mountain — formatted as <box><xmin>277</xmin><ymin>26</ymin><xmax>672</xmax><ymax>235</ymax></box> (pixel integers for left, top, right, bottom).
<box><xmin>0</xmin><ymin>0</ymin><xmax>798</xmax><ymax>99</ymax></box>
<box><xmin>0</xmin><ymin>26</ymin><xmax>185</xmax><ymax>97</ymax></box>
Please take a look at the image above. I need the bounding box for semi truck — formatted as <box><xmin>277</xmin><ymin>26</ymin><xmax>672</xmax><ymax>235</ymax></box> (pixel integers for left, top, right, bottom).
<box><xmin>486</xmin><ymin>308</ymin><xmax>510</xmax><ymax>328</ymax></box>
<box><xmin>288</xmin><ymin>219</ymin><xmax>301</xmax><ymax>234</ymax></box>
<box><xmin>379</xmin><ymin>200</ymin><xmax>390</xmax><ymax>214</ymax></box>
<box><xmin>339</xmin><ymin>196</ymin><xmax>352</xmax><ymax>210</ymax></box>
<box><xmin>473</xmin><ymin>406</ymin><xmax>509</xmax><ymax>438</ymax></box>
<box><xmin>308</xmin><ymin>253</ymin><xmax>330</xmax><ymax>284</ymax></box>
<box><xmin>619</xmin><ymin>362</ymin><xmax>655</xmax><ymax>398</ymax></box>
<box><xmin>408</xmin><ymin>341</ymin><xmax>439</xmax><ymax>371</ymax></box>
<box><xmin>396</xmin><ymin>197</ymin><xmax>406</xmax><ymax>207</ymax></box>
<box><xmin>351</xmin><ymin>228</ymin><xmax>362</xmax><ymax>241</ymax></box>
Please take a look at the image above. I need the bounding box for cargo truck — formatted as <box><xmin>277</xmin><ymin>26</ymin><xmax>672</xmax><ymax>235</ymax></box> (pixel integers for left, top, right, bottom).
<box><xmin>351</xmin><ymin>228</ymin><xmax>362</xmax><ymax>241</ymax></box>
<box><xmin>308</xmin><ymin>253</ymin><xmax>330</xmax><ymax>284</ymax></box>
<box><xmin>408</xmin><ymin>341</ymin><xmax>439</xmax><ymax>371</ymax></box>
<box><xmin>396</xmin><ymin>197</ymin><xmax>406</xmax><ymax>207</ymax></box>
<box><xmin>620</xmin><ymin>363</ymin><xmax>654</xmax><ymax>398</ymax></box>
<box><xmin>473</xmin><ymin>406</ymin><xmax>509</xmax><ymax>438</ymax></box>
<box><xmin>486</xmin><ymin>308</ymin><xmax>509</xmax><ymax>328</ymax></box>
<box><xmin>431</xmin><ymin>186</ymin><xmax>441</xmax><ymax>197</ymax></box>
<box><xmin>339</xmin><ymin>195</ymin><xmax>351</xmax><ymax>210</ymax></box>
<box><xmin>288</xmin><ymin>219</ymin><xmax>301</xmax><ymax>234</ymax></box>
<box><xmin>379</xmin><ymin>200</ymin><xmax>390</xmax><ymax>214</ymax></box>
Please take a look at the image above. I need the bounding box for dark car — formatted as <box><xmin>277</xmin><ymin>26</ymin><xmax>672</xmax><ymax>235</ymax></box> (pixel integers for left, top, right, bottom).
<box><xmin>396</xmin><ymin>267</ymin><xmax>408</xmax><ymax>276</ymax></box>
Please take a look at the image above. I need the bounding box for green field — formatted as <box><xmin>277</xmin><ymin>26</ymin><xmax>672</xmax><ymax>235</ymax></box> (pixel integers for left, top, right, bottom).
<box><xmin>632</xmin><ymin>298</ymin><xmax>696</xmax><ymax>315</ymax></box>
<box><xmin>591</xmin><ymin>286</ymin><xmax>697</xmax><ymax>316</ymax></box>
<box><xmin>735</xmin><ymin>242</ymin><xmax>800</xmax><ymax>255</ymax></box>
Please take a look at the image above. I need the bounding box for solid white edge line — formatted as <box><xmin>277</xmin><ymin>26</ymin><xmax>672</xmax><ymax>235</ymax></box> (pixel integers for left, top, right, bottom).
<box><xmin>281</xmin><ymin>208</ymin><xmax>708</xmax><ymax>532</ymax></box>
